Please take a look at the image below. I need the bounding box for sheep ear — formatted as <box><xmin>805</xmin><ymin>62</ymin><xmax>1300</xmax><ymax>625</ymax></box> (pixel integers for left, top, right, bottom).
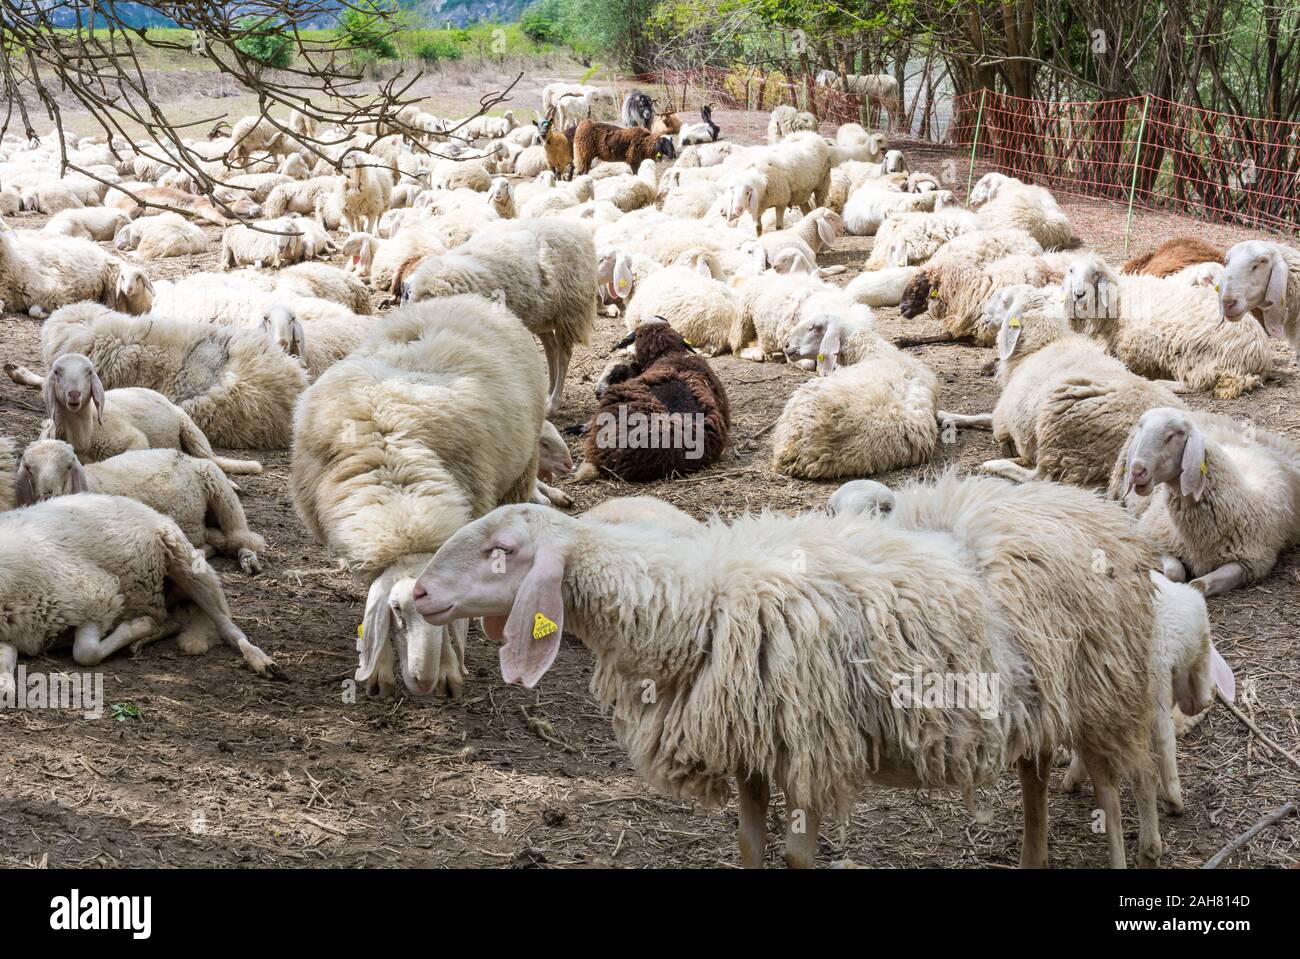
<box><xmin>1180</xmin><ymin>422</ymin><xmax>1207</xmax><ymax>501</ymax></box>
<box><xmin>1208</xmin><ymin>644</ymin><xmax>1235</xmax><ymax>703</ymax></box>
<box><xmin>90</xmin><ymin>367</ymin><xmax>105</xmax><ymax>425</ymax></box>
<box><xmin>291</xmin><ymin>320</ymin><xmax>306</xmax><ymax>359</ymax></box>
<box><xmin>816</xmin><ymin>214</ymin><xmax>836</xmax><ymax>246</ymax></box>
<box><xmin>997</xmin><ymin>314</ymin><xmax>1022</xmax><ymax>361</ymax></box>
<box><xmin>1262</xmin><ymin>252</ymin><xmax>1288</xmax><ymax>338</ymax></box>
<box><xmin>816</xmin><ymin>325</ymin><xmax>842</xmax><ymax>375</ymax></box>
<box><xmin>14</xmin><ymin>461</ymin><xmax>36</xmax><ymax>507</ymax></box>
<box><xmin>1097</xmin><ymin>276</ymin><xmax>1111</xmax><ymax>318</ymax></box>
<box><xmin>496</xmin><ymin>545</ymin><xmax>565</xmax><ymax>688</ymax></box>
<box><xmin>68</xmin><ymin>458</ymin><xmax>89</xmax><ymax>494</ymax></box>
<box><xmin>612</xmin><ymin>256</ymin><xmax>634</xmax><ymax>298</ymax></box>
<box><xmin>41</xmin><ymin>373</ymin><xmax>58</xmax><ymax>418</ymax></box>
<box><xmin>745</xmin><ymin>185</ymin><xmax>760</xmax><ymax>221</ymax></box>
<box><xmin>694</xmin><ymin>256</ymin><xmax>712</xmax><ymax>279</ymax></box>
<box><xmin>356</xmin><ymin>578</ymin><xmax>394</xmax><ymax>685</ymax></box>
<box><xmin>1123</xmin><ymin>424</ymin><xmax>1144</xmax><ymax>495</ymax></box>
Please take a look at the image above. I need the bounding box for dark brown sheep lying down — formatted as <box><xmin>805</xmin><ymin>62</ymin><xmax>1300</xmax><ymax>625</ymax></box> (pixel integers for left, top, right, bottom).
<box><xmin>574</xmin><ymin>319</ymin><xmax>730</xmax><ymax>482</ymax></box>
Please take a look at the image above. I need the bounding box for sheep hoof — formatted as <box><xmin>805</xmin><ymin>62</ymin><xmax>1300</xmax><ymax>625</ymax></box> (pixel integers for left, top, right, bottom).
<box><xmin>28</xmin><ymin>305</ymin><xmax>48</xmax><ymax>320</ymax></box>
<box><xmin>243</xmin><ymin>643</ymin><xmax>285</xmax><ymax>681</ymax></box>
<box><xmin>1189</xmin><ymin>578</ymin><xmax>1208</xmax><ymax>595</ymax></box>
<box><xmin>1162</xmin><ymin>791</ymin><xmax>1185</xmax><ymax>816</ymax></box>
<box><xmin>571</xmin><ymin>462</ymin><xmax>600</xmax><ymax>483</ymax></box>
<box><xmin>738</xmin><ymin>347</ymin><xmax>766</xmax><ymax>362</ymax></box>
<box><xmin>238</xmin><ymin>549</ymin><xmax>263</xmax><ymax>575</ymax></box>
<box><xmin>176</xmin><ymin>630</ymin><xmax>213</xmax><ymax>656</ymax></box>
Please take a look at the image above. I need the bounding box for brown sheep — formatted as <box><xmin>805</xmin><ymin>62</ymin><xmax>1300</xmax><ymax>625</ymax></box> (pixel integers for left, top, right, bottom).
<box><xmin>1122</xmin><ymin>237</ymin><xmax>1225</xmax><ymax>277</ymax></box>
<box><xmin>574</xmin><ymin>319</ymin><xmax>729</xmax><ymax>482</ymax></box>
<box><xmin>573</xmin><ymin>120</ymin><xmax>676</xmax><ymax>175</ymax></box>
<box><xmin>109</xmin><ymin>187</ymin><xmax>240</xmax><ymax>227</ymax></box>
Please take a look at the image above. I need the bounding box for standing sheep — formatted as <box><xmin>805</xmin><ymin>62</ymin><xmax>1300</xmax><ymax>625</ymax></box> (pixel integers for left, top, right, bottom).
<box><xmin>290</xmin><ymin>296</ymin><xmax>546</xmax><ymax>699</ymax></box>
<box><xmin>403</xmin><ymin>218</ymin><xmax>596</xmax><ymax>417</ymax></box>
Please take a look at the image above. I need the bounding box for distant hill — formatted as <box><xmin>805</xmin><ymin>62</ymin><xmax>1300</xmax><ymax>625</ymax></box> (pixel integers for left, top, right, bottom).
<box><xmin>40</xmin><ymin>1</ymin><xmax>531</xmax><ymax>29</ymax></box>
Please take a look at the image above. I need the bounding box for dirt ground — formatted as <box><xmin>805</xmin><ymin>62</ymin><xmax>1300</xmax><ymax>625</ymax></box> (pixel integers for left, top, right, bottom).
<box><xmin>1</xmin><ymin>78</ymin><xmax>1298</xmax><ymax>870</ymax></box>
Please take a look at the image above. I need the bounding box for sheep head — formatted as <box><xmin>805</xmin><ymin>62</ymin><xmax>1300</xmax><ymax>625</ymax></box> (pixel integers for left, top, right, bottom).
<box><xmin>15</xmin><ymin>440</ymin><xmax>86</xmax><ymax>505</ymax></box>
<box><xmin>1221</xmin><ymin>240</ymin><xmax>1289</xmax><ymax>337</ymax></box>
<box><xmin>827</xmin><ymin>479</ymin><xmax>896</xmax><ymax>518</ymax></box>
<box><xmin>1123</xmin><ymin>407</ymin><xmax>1206</xmax><ymax>501</ymax></box>
<box><xmin>359</xmin><ymin>565</ymin><xmax>463</xmax><ymax>698</ymax></box>
<box><xmin>44</xmin><ymin>353</ymin><xmax>105</xmax><ymax>426</ymax></box>
<box><xmin>261</xmin><ymin>305</ymin><xmax>306</xmax><ymax>362</ymax></box>
<box><xmin>537</xmin><ymin>421</ymin><xmax>573</xmax><ymax>483</ymax></box>
<box><xmin>898</xmin><ymin>270</ymin><xmax>935</xmax><ymax>319</ymax></box>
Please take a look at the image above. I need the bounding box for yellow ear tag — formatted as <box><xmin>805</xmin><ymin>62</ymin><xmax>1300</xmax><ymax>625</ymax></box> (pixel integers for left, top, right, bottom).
<box><xmin>682</xmin><ymin>338</ymin><xmax>693</xmax><ymax>345</ymax></box>
<box><xmin>929</xmin><ymin>289</ymin><xmax>937</xmax><ymax>298</ymax></box>
<box><xmin>897</xmin><ymin>257</ymin><xmax>906</xmax><ymax>267</ymax></box>
<box><xmin>533</xmin><ymin>613</ymin><xmax>558</xmax><ymax>641</ymax></box>
<box><xmin>618</xmin><ymin>279</ymin><xmax>629</xmax><ymax>290</ymax></box>
<box><xmin>1200</xmin><ymin>461</ymin><xmax>1208</xmax><ymax>476</ymax></box>
<box><xmin>1214</xmin><ymin>284</ymin><xmax>1220</xmax><ymax>292</ymax></box>
<box><xmin>1009</xmin><ymin>316</ymin><xmax>1021</xmax><ymax>328</ymax></box>
<box><xmin>817</xmin><ymin>352</ymin><xmax>826</xmax><ymax>362</ymax></box>
<box><xmin>357</xmin><ymin>624</ymin><xmax>364</xmax><ymax>639</ymax></box>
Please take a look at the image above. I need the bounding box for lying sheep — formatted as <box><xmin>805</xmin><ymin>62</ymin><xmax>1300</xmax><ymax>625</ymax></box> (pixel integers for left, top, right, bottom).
<box><xmin>978</xmin><ymin>288</ymin><xmax>1185</xmax><ymax>487</ymax></box>
<box><xmin>1063</xmin><ymin>254</ymin><xmax>1271</xmax><ymax>398</ymax></box>
<box><xmin>276</xmin><ymin>261</ymin><xmax>374</xmax><ymax>314</ymax></box>
<box><xmin>755</xmin><ymin>207</ymin><xmax>845</xmax><ymax>265</ymax></box>
<box><xmin>843</xmin><ymin>183</ymin><xmax>950</xmax><ymax>236</ymax></box>
<box><xmin>290</xmin><ymin>295</ymin><xmax>546</xmax><ymax>699</ymax></box>
<box><xmin>0</xmin><ymin>227</ymin><xmax>145</xmax><ymax>318</ymax></box>
<box><xmin>41</xmin><ymin>303</ymin><xmax>307</xmax><ymax>449</ymax></box>
<box><xmin>404</xmin><ymin>218</ymin><xmax>596</xmax><ymax>416</ymax></box>
<box><xmin>976</xmin><ymin>184</ymin><xmax>1073</xmax><ymax>250</ymax></box>
<box><xmin>826</xmin><ymin>478</ymin><xmax>896</xmax><ymax>517</ymax></box>
<box><xmin>260</xmin><ymin>302</ymin><xmax>373</xmax><ymax>379</ymax></box>
<box><xmin>0</xmin><ymin>495</ymin><xmax>281</xmax><ymax>694</ymax></box>
<box><xmin>1217</xmin><ymin>239</ymin><xmax>1300</xmax><ymax>357</ymax></box>
<box><xmin>1122</xmin><ymin>237</ymin><xmax>1224</xmax><ymax>277</ymax></box>
<box><xmin>622</xmin><ymin>262</ymin><xmax>742</xmax><ymax>356</ymax></box>
<box><xmin>42</xmin><ymin>207</ymin><xmax>131</xmax><ymax>241</ymax></box>
<box><xmin>574</xmin><ymin>320</ymin><xmax>730</xmax><ymax>482</ymax></box>
<box><xmin>772</xmin><ymin>311</ymin><xmax>939</xmax><ymax>478</ymax></box>
<box><xmin>864</xmin><ymin>207</ymin><xmax>980</xmax><ymax>270</ymax></box>
<box><xmin>1110</xmin><ymin>406</ymin><xmax>1300</xmax><ymax>595</ymax></box>
<box><xmin>16</xmin><ymin>441</ymin><xmax>266</xmax><ymax>574</ymax></box>
<box><xmin>6</xmin><ymin>354</ymin><xmax>261</xmax><ymax>475</ymax></box>
<box><xmin>263</xmin><ymin>176</ymin><xmax>343</xmax><ymax>222</ymax></box>
<box><xmin>116</xmin><ymin>211</ymin><xmax>210</xmax><ymax>259</ymax></box>
<box><xmin>535</xmin><ymin>420</ymin><xmax>573</xmax><ymax>508</ymax></box>
<box><xmin>412</xmin><ymin>471</ymin><xmax>1163</xmax><ymax>868</ymax></box>
<box><xmin>1063</xmin><ymin>571</ymin><xmax>1235</xmax><ymax>814</ymax></box>
<box><xmin>594</xmin><ymin>159</ymin><xmax>658</xmax><ymax>213</ymax></box>
<box><xmin>767</xmin><ymin>104</ymin><xmax>819</xmax><ymax>143</ymax></box>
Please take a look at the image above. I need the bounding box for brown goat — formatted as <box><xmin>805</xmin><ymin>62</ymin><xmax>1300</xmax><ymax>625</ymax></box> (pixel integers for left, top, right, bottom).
<box><xmin>573</xmin><ymin>120</ymin><xmax>676</xmax><ymax>175</ymax></box>
<box><xmin>538</xmin><ymin>109</ymin><xmax>574</xmax><ymax>181</ymax></box>
<box><xmin>651</xmin><ymin>110</ymin><xmax>682</xmax><ymax>138</ymax></box>
<box><xmin>1121</xmin><ymin>237</ymin><xmax>1225</xmax><ymax>277</ymax></box>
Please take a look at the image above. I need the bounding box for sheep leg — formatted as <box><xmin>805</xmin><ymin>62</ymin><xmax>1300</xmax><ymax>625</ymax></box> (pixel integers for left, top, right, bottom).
<box><xmin>168</xmin><ymin>546</ymin><xmax>284</xmax><ymax>679</ymax></box>
<box><xmin>1017</xmin><ymin>753</ymin><xmax>1051</xmax><ymax>868</ymax></box>
<box><xmin>1154</xmin><ymin>379</ymin><xmax>1189</xmax><ymax>394</ymax></box>
<box><xmin>1161</xmin><ymin>555</ymin><xmax>1186</xmax><ymax>582</ymax></box>
<box><xmin>1153</xmin><ymin>707</ymin><xmax>1184</xmax><ymax>814</ymax></box>
<box><xmin>1189</xmin><ymin>562</ymin><xmax>1246</xmax><ymax>596</ymax></box>
<box><xmin>0</xmin><ymin>643</ymin><xmax>16</xmax><ymax>699</ymax></box>
<box><xmin>1061</xmin><ymin>754</ymin><xmax>1087</xmax><ymax>794</ymax></box>
<box><xmin>4</xmin><ymin>363</ymin><xmax>44</xmax><ymax>388</ymax></box>
<box><xmin>1133</xmin><ymin>767</ymin><xmax>1163</xmax><ymax>868</ymax></box>
<box><xmin>534</xmin><ymin>480</ymin><xmax>574</xmax><ymax>509</ymax></box>
<box><xmin>550</xmin><ymin>346</ymin><xmax>572</xmax><ymax>418</ymax></box>
<box><xmin>1081</xmin><ymin>752</ymin><xmax>1127</xmax><ymax>868</ymax></box>
<box><xmin>937</xmin><ymin>411</ymin><xmax>993</xmax><ymax>431</ymax></box>
<box><xmin>784</xmin><ymin>806</ymin><xmax>821</xmax><ymax>870</ymax></box>
<box><xmin>979</xmin><ymin>458</ymin><xmax>1038</xmax><ymax>483</ymax></box>
<box><xmin>71</xmin><ymin>617</ymin><xmax>159</xmax><ymax>666</ymax></box>
<box><xmin>736</xmin><ymin>771</ymin><xmax>770</xmax><ymax>868</ymax></box>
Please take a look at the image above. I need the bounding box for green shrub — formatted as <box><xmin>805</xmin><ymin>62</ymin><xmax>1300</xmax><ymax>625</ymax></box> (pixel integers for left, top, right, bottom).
<box><xmin>520</xmin><ymin>9</ymin><xmax>563</xmax><ymax>44</ymax></box>
<box><xmin>411</xmin><ymin>34</ymin><xmax>463</xmax><ymax>64</ymax></box>
<box><xmin>338</xmin><ymin>0</ymin><xmax>400</xmax><ymax>62</ymax></box>
<box><xmin>234</xmin><ymin>17</ymin><xmax>293</xmax><ymax>69</ymax></box>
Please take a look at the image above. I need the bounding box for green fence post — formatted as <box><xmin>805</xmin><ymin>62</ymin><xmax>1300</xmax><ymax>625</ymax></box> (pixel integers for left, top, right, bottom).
<box><xmin>966</xmin><ymin>88</ymin><xmax>988</xmax><ymax>201</ymax></box>
<box><xmin>1124</xmin><ymin>94</ymin><xmax>1152</xmax><ymax>255</ymax></box>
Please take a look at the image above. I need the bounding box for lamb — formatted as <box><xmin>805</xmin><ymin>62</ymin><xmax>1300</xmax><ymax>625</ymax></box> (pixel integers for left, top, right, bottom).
<box><xmin>574</xmin><ymin>320</ymin><xmax>730</xmax><ymax>482</ymax></box>
<box><xmin>766</xmin><ymin>105</ymin><xmax>819</xmax><ymax>144</ymax></box>
<box><xmin>678</xmin><ymin>104</ymin><xmax>720</xmax><ymax>145</ymax></box>
<box><xmin>864</xmin><ymin>207</ymin><xmax>980</xmax><ymax>269</ymax></box>
<box><xmin>1109</xmin><ymin>406</ymin><xmax>1300</xmax><ymax>595</ymax></box>
<box><xmin>412</xmin><ymin>471</ymin><xmax>1163</xmax><ymax>868</ymax></box>
<box><xmin>403</xmin><ymin>218</ymin><xmax>597</xmax><ymax>416</ymax></box>
<box><xmin>41</xmin><ymin>303</ymin><xmax>308</xmax><ymax>449</ymax></box>
<box><xmin>842</xmin><ymin>183</ymin><xmax>949</xmax><ymax>236</ymax></box>
<box><xmin>1217</xmin><ymin>239</ymin><xmax>1300</xmax><ymax>356</ymax></box>
<box><xmin>1063</xmin><ymin>570</ymin><xmax>1235</xmax><ymax>814</ymax></box>
<box><xmin>772</xmin><ymin>312</ymin><xmax>939</xmax><ymax>478</ymax></box>
<box><xmin>621</xmin><ymin>90</ymin><xmax>655</xmax><ymax>129</ymax></box>
<box><xmin>115</xmin><ymin>211</ymin><xmax>210</xmax><ymax>259</ymax></box>
<box><xmin>574</xmin><ymin>120</ymin><xmax>675</xmax><ymax>175</ymax></box>
<box><xmin>290</xmin><ymin>295</ymin><xmax>546</xmax><ymax>699</ymax></box>
<box><xmin>42</xmin><ymin>207</ymin><xmax>130</xmax><ymax>241</ymax></box>
<box><xmin>1122</xmin><ymin>237</ymin><xmax>1224</xmax><ymax>277</ymax></box>
<box><xmin>16</xmin><ymin>441</ymin><xmax>266</xmax><ymax>574</ymax></box>
<box><xmin>0</xmin><ymin>226</ymin><xmax>149</xmax><ymax>318</ymax></box>
<box><xmin>899</xmin><ymin>251</ymin><xmax>1074</xmax><ymax>345</ymax></box>
<box><xmin>622</xmin><ymin>262</ymin><xmax>742</xmax><ymax>356</ymax></box>
<box><xmin>219</xmin><ymin>217</ymin><xmax>307</xmax><ymax>270</ymax></box>
<box><xmin>978</xmin><ymin>288</ymin><xmax>1185</xmax><ymax>487</ymax></box>
<box><xmin>6</xmin><ymin>354</ymin><xmax>262</xmax><ymax>476</ymax></box>
<box><xmin>1062</xmin><ymin>254</ymin><xmax>1272</xmax><ymax>398</ymax></box>
<box><xmin>0</xmin><ymin>495</ymin><xmax>281</xmax><ymax>690</ymax></box>
<box><xmin>722</xmin><ymin>132</ymin><xmax>833</xmax><ymax>234</ymax></box>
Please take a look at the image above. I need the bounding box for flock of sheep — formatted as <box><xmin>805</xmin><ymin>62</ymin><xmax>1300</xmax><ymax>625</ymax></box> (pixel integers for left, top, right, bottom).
<box><xmin>1</xmin><ymin>78</ymin><xmax>1298</xmax><ymax>869</ymax></box>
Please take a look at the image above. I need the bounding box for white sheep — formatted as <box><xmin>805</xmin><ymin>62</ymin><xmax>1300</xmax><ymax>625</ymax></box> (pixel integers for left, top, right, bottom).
<box><xmin>722</xmin><ymin>132</ymin><xmax>833</xmax><ymax>234</ymax></box>
<box><xmin>116</xmin><ymin>211</ymin><xmax>210</xmax><ymax>259</ymax></box>
<box><xmin>262</xmin><ymin>175</ymin><xmax>343</xmax><ymax>221</ymax></box>
<box><xmin>260</xmin><ymin>302</ymin><xmax>373</xmax><ymax>379</ymax></box>
<box><xmin>218</xmin><ymin>216</ymin><xmax>308</xmax><ymax>270</ymax></box>
<box><xmin>276</xmin><ymin>261</ymin><xmax>374</xmax><ymax>314</ymax></box>
<box><xmin>0</xmin><ymin>435</ymin><xmax>15</xmax><ymax>512</ymax></box>
<box><xmin>334</xmin><ymin>154</ymin><xmax>392</xmax><ymax>234</ymax></box>
<box><xmin>0</xmin><ymin>495</ymin><xmax>281</xmax><ymax>690</ymax></box>
<box><xmin>976</xmin><ymin>183</ymin><xmax>1073</xmax><ymax>250</ymax></box>
<box><xmin>622</xmin><ymin>262</ymin><xmax>742</xmax><ymax>356</ymax></box>
<box><xmin>290</xmin><ymin>295</ymin><xmax>546</xmax><ymax>699</ymax></box>
<box><xmin>826</xmin><ymin>478</ymin><xmax>896</xmax><ymax>517</ymax></box>
<box><xmin>1110</xmin><ymin>406</ymin><xmax>1300</xmax><ymax>595</ymax></box>
<box><xmin>815</xmin><ymin>71</ymin><xmax>902</xmax><ymax>126</ymax></box>
<box><xmin>0</xmin><ymin>227</ymin><xmax>145</xmax><ymax>318</ymax></box>
<box><xmin>772</xmin><ymin>311</ymin><xmax>939</xmax><ymax>478</ymax></box>
<box><xmin>864</xmin><ymin>206</ymin><xmax>980</xmax><ymax>270</ymax></box>
<box><xmin>403</xmin><ymin>218</ymin><xmax>596</xmax><ymax>416</ymax></box>
<box><xmin>766</xmin><ymin>105</ymin><xmax>819</xmax><ymax>144</ymax></box>
<box><xmin>843</xmin><ymin>183</ymin><xmax>951</xmax><ymax>236</ymax></box>
<box><xmin>16</xmin><ymin>441</ymin><xmax>265</xmax><ymax>574</ymax></box>
<box><xmin>412</xmin><ymin>472</ymin><xmax>1163</xmax><ymax>868</ymax></box>
<box><xmin>41</xmin><ymin>207</ymin><xmax>131</xmax><ymax>241</ymax></box>
<box><xmin>1063</xmin><ymin>254</ymin><xmax>1271</xmax><ymax>399</ymax></box>
<box><xmin>844</xmin><ymin>265</ymin><xmax>919</xmax><ymax>307</ymax></box>
<box><xmin>593</xmin><ymin>159</ymin><xmax>658</xmax><ymax>213</ymax></box>
<box><xmin>41</xmin><ymin>303</ymin><xmax>308</xmax><ymax>449</ymax></box>
<box><xmin>1218</xmin><ymin>239</ymin><xmax>1300</xmax><ymax>356</ymax></box>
